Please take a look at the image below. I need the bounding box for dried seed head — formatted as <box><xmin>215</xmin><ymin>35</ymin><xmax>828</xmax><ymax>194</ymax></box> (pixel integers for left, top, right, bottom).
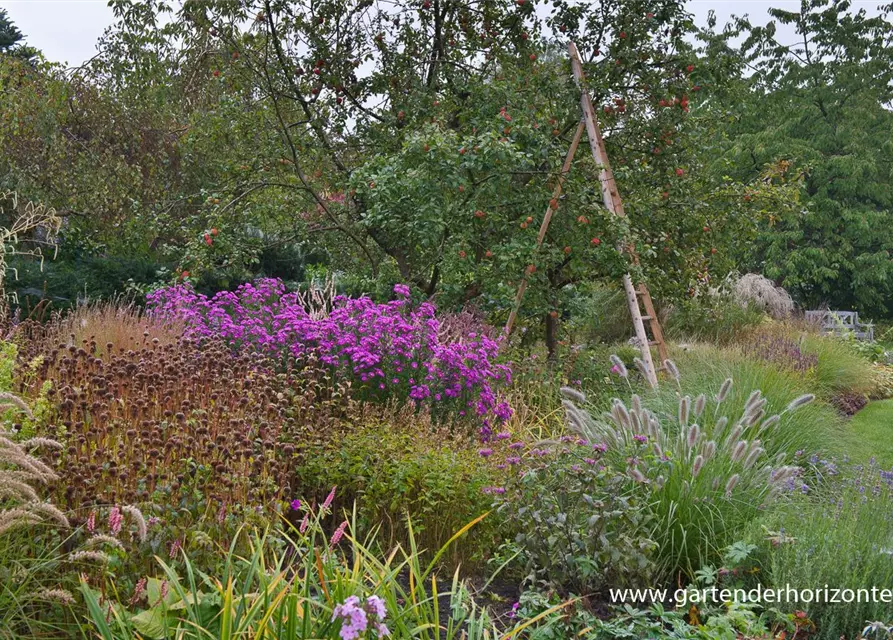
<box><xmin>694</xmin><ymin>394</ymin><xmax>706</xmax><ymax>417</ymax></box>
<box><xmin>692</xmin><ymin>455</ymin><xmax>705</xmax><ymax>477</ymax></box>
<box><xmin>0</xmin><ymin>478</ymin><xmax>38</xmax><ymax>502</ymax></box>
<box><xmin>85</xmin><ymin>534</ymin><xmax>125</xmax><ymax>551</ymax></box>
<box><xmin>611</xmin><ymin>399</ymin><xmax>632</xmax><ymax>430</ymax></box>
<box><xmin>730</xmin><ymin>440</ymin><xmax>748</xmax><ymax>462</ymax></box>
<box><xmin>716</xmin><ymin>378</ymin><xmax>733</xmax><ymax>404</ymax></box>
<box><xmin>724</xmin><ymin>424</ymin><xmax>744</xmax><ymax>450</ymax></box>
<box><xmin>725</xmin><ymin>474</ymin><xmax>740</xmax><ymax>496</ymax></box>
<box><xmin>68</xmin><ymin>550</ymin><xmax>111</xmax><ymax>565</ymax></box>
<box><xmin>20</xmin><ymin>437</ymin><xmax>63</xmax><ymax>451</ymax></box>
<box><xmin>703</xmin><ymin>440</ymin><xmax>717</xmax><ymax>460</ymax></box>
<box><xmin>744</xmin><ymin>443</ymin><xmax>764</xmax><ymax>469</ymax></box>
<box><xmin>686</xmin><ymin>424</ymin><xmax>701</xmax><ymax>450</ymax></box>
<box><xmin>0</xmin><ymin>392</ymin><xmax>33</xmax><ymax>419</ymax></box>
<box><xmin>663</xmin><ymin>359</ymin><xmax>680</xmax><ymax>381</ymax></box>
<box><xmin>0</xmin><ymin>512</ymin><xmax>40</xmax><ymax>535</ymax></box>
<box><xmin>559</xmin><ymin>386</ymin><xmax>586</xmax><ymax>404</ymax></box>
<box><xmin>633</xmin><ymin>357</ymin><xmax>649</xmax><ymax>378</ymax></box>
<box><xmin>746</xmin><ymin>407</ymin><xmax>765</xmax><ymax>427</ymax></box>
<box><xmin>35</xmin><ymin>589</ymin><xmax>75</xmax><ymax>605</ymax></box>
<box><xmin>609</xmin><ymin>355</ymin><xmax>628</xmax><ymax>378</ymax></box>
<box><xmin>678</xmin><ymin>396</ymin><xmax>690</xmax><ymax>427</ymax></box>
<box><xmin>26</xmin><ymin>501</ymin><xmax>70</xmax><ymax>528</ymax></box>
<box><xmin>122</xmin><ymin>505</ymin><xmax>147</xmax><ymax>542</ymax></box>
<box><xmin>786</xmin><ymin>394</ymin><xmax>815</xmax><ymax>413</ymax></box>
<box><xmin>744</xmin><ymin>390</ymin><xmax>763</xmax><ymax>412</ymax></box>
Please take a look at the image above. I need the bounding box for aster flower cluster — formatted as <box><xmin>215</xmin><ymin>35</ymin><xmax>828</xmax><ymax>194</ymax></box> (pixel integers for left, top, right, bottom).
<box><xmin>331</xmin><ymin>594</ymin><xmax>389</xmax><ymax>639</ymax></box>
<box><xmin>147</xmin><ymin>280</ymin><xmax>512</xmax><ymax>427</ymax></box>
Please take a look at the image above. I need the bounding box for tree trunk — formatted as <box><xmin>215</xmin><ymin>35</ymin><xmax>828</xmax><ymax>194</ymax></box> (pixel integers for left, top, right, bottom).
<box><xmin>545</xmin><ymin>312</ymin><xmax>558</xmax><ymax>362</ymax></box>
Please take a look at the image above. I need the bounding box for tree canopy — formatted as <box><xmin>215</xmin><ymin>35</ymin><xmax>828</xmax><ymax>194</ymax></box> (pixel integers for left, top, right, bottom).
<box><xmin>0</xmin><ymin>0</ymin><xmax>891</xmax><ymax>329</ymax></box>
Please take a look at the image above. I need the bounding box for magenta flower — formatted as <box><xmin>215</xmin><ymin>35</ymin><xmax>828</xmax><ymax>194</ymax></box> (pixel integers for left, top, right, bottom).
<box><xmin>147</xmin><ymin>279</ymin><xmax>514</xmax><ymax>434</ymax></box>
<box><xmin>290</xmin><ymin>499</ymin><xmax>302</xmax><ymax>511</ymax></box>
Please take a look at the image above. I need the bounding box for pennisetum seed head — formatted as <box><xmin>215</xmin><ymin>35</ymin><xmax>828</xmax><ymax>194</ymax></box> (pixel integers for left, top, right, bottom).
<box><xmin>694</xmin><ymin>394</ymin><xmax>706</xmax><ymax>417</ymax></box>
<box><xmin>559</xmin><ymin>386</ymin><xmax>586</xmax><ymax>404</ymax></box>
<box><xmin>725</xmin><ymin>474</ymin><xmax>740</xmax><ymax>496</ymax></box>
<box><xmin>678</xmin><ymin>396</ymin><xmax>690</xmax><ymax>427</ymax></box>
<box><xmin>692</xmin><ymin>455</ymin><xmax>705</xmax><ymax>477</ymax></box>
<box><xmin>730</xmin><ymin>440</ymin><xmax>748</xmax><ymax>462</ymax></box>
<box><xmin>715</xmin><ymin>378</ymin><xmax>733</xmax><ymax>404</ymax></box>
<box><xmin>609</xmin><ymin>355</ymin><xmax>628</xmax><ymax>378</ymax></box>
<box><xmin>786</xmin><ymin>394</ymin><xmax>815</xmax><ymax>413</ymax></box>
<box><xmin>663</xmin><ymin>359</ymin><xmax>680</xmax><ymax>382</ymax></box>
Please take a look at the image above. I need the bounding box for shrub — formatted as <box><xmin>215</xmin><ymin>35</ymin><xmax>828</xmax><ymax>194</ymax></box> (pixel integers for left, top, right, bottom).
<box><xmin>829</xmin><ymin>390</ymin><xmax>868</xmax><ymax>416</ymax></box>
<box><xmin>493</xmin><ymin>438</ymin><xmax>656</xmax><ymax>595</ymax></box>
<box><xmin>291</xmin><ymin>413</ymin><xmax>503</xmax><ymax>568</ymax></box>
<box><xmin>147</xmin><ymin>279</ymin><xmax>513</xmax><ymax>432</ymax></box>
<box><xmin>557</xmin><ymin>371</ymin><xmax>812</xmax><ymax>580</ymax></box>
<box><xmin>759</xmin><ymin>457</ymin><xmax>893</xmax><ymax>640</ymax></box>
<box><xmin>732</xmin><ymin>273</ymin><xmax>794</xmax><ymax>319</ymax></box>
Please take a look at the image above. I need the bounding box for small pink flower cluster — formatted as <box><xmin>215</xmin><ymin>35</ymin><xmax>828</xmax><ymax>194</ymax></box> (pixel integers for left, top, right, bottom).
<box><xmin>331</xmin><ymin>594</ymin><xmax>389</xmax><ymax>639</ymax></box>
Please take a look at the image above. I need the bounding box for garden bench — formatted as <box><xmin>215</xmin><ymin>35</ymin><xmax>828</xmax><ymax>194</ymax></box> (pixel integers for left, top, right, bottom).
<box><xmin>805</xmin><ymin>310</ymin><xmax>874</xmax><ymax>341</ymax></box>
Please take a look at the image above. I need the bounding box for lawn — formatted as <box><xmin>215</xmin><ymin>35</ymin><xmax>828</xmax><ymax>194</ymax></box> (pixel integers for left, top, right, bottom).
<box><xmin>848</xmin><ymin>399</ymin><xmax>893</xmax><ymax>467</ymax></box>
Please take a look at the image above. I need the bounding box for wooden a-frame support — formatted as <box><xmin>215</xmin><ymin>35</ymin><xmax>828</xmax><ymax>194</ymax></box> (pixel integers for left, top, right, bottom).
<box><xmin>503</xmin><ymin>41</ymin><xmax>667</xmax><ymax>389</ymax></box>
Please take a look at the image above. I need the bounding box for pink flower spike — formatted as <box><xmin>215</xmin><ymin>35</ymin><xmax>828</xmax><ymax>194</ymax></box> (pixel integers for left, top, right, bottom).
<box><xmin>108</xmin><ymin>506</ymin><xmax>123</xmax><ymax>536</ymax></box>
<box><xmin>330</xmin><ymin>520</ymin><xmax>348</xmax><ymax>547</ymax></box>
<box><xmin>322</xmin><ymin>486</ymin><xmax>337</xmax><ymax>510</ymax></box>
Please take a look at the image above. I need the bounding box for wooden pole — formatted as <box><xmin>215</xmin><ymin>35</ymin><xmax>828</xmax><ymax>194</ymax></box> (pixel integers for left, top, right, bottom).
<box><xmin>504</xmin><ymin>120</ymin><xmax>586</xmax><ymax>336</ymax></box>
<box><xmin>568</xmin><ymin>42</ymin><xmax>659</xmax><ymax>388</ymax></box>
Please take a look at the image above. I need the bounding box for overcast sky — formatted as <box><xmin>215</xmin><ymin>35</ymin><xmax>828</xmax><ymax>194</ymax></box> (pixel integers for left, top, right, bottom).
<box><xmin>1</xmin><ymin>0</ymin><xmax>886</xmax><ymax>67</ymax></box>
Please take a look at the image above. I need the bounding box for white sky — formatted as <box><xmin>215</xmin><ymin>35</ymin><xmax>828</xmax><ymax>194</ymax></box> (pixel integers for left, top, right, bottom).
<box><xmin>0</xmin><ymin>0</ymin><xmax>886</xmax><ymax>67</ymax></box>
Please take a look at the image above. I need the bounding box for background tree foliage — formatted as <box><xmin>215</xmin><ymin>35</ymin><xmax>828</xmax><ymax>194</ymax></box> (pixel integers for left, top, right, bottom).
<box><xmin>705</xmin><ymin>0</ymin><xmax>893</xmax><ymax>317</ymax></box>
<box><xmin>0</xmin><ymin>0</ymin><xmax>890</xmax><ymax>329</ymax></box>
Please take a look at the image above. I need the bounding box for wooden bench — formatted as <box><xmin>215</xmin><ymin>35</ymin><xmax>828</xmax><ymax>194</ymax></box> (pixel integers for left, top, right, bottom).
<box><xmin>805</xmin><ymin>310</ymin><xmax>875</xmax><ymax>341</ymax></box>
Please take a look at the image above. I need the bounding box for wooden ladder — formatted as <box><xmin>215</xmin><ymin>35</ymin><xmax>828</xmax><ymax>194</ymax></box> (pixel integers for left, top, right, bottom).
<box><xmin>569</xmin><ymin>41</ymin><xmax>668</xmax><ymax>387</ymax></box>
<box><xmin>636</xmin><ymin>283</ymin><xmax>669</xmax><ymax>367</ymax></box>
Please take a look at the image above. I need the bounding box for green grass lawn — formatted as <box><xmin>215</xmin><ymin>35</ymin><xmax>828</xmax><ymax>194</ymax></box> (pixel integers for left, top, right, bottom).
<box><xmin>848</xmin><ymin>399</ymin><xmax>893</xmax><ymax>466</ymax></box>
